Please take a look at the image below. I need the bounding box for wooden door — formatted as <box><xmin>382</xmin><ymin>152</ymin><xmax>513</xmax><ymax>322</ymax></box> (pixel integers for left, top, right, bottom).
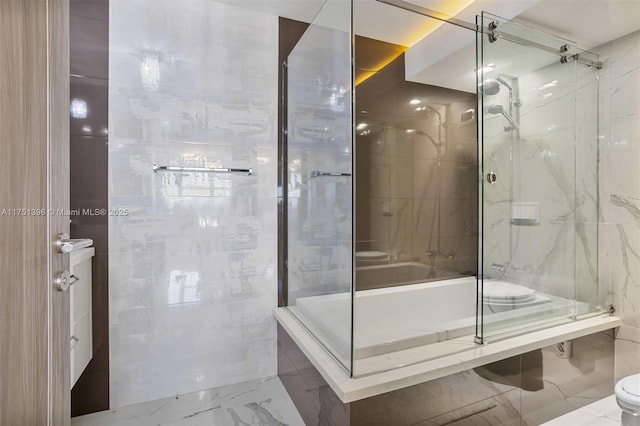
<box><xmin>0</xmin><ymin>1</ymin><xmax>70</xmax><ymax>425</ymax></box>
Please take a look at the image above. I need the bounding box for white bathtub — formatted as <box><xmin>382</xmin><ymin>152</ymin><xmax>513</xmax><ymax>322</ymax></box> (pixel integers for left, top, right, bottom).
<box><xmin>356</xmin><ymin>261</ymin><xmax>462</xmax><ymax>290</ymax></box>
<box><xmin>292</xmin><ymin>277</ymin><xmax>581</xmax><ymax>361</ymax></box>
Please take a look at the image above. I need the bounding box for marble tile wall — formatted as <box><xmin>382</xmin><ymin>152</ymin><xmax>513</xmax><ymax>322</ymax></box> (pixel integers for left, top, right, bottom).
<box><xmin>108</xmin><ymin>0</ymin><xmax>278</xmax><ymax>407</ymax></box>
<box><xmin>594</xmin><ymin>29</ymin><xmax>640</xmax><ymax>382</ymax></box>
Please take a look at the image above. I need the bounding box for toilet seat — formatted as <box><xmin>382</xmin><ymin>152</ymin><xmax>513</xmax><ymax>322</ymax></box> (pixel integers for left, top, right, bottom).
<box><xmin>355</xmin><ymin>251</ymin><xmax>388</xmax><ymax>261</ymax></box>
<box><xmin>616</xmin><ymin>374</ymin><xmax>640</xmax><ymax>415</ymax></box>
<box><xmin>482</xmin><ymin>280</ymin><xmax>536</xmax><ymax>304</ymax></box>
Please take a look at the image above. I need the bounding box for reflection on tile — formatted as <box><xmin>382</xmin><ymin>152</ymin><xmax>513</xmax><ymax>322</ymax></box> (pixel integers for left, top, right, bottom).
<box><xmin>415</xmin><ymin>389</ymin><xmax>521</xmax><ymax>426</ymax></box>
<box><xmin>520</xmin><ymin>331</ymin><xmax>615</xmax><ymax>425</ymax></box>
<box><xmin>70</xmin><ymin>76</ymin><xmax>108</xmax><ymax>137</ymax></box>
<box><xmin>352</xmin><ymin>368</ymin><xmax>518</xmax><ymax>426</ymax></box>
<box><xmin>70</xmin><ymin>0</ymin><xmax>109</xmax><ymax>21</ymax></box>
<box><xmin>109</xmin><ymin>0</ymin><xmax>278</xmax><ymax>408</ymax></box>
<box><xmin>71</xmin><ymin>377</ymin><xmax>304</xmax><ymax>426</ymax></box>
<box><xmin>277</xmin><ymin>325</ymin><xmax>350</xmax><ymax>426</ymax></box>
<box><xmin>542</xmin><ymin>395</ymin><xmax>623</xmax><ymax>426</ymax></box>
<box><xmin>71</xmin><ymin>13</ymin><xmax>109</xmax><ymax>79</ymax></box>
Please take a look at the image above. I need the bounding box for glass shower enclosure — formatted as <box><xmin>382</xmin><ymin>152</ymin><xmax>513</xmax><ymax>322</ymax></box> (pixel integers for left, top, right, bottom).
<box><xmin>284</xmin><ymin>0</ymin><xmax>354</xmax><ymax>371</ymax></box>
<box><xmin>282</xmin><ymin>0</ymin><xmax>603</xmax><ymax>378</ymax></box>
<box><xmin>476</xmin><ymin>12</ymin><xmax>602</xmax><ymax>343</ymax></box>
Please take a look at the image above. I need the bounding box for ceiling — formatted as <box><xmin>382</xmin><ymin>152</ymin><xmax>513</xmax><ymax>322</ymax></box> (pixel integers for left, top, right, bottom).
<box><xmin>222</xmin><ymin>0</ymin><xmax>640</xmax><ymax>93</ymax></box>
<box><xmin>222</xmin><ymin>0</ymin><xmax>640</xmax><ymax>50</ymax></box>
<box><xmin>518</xmin><ymin>0</ymin><xmax>640</xmax><ymax>50</ymax></box>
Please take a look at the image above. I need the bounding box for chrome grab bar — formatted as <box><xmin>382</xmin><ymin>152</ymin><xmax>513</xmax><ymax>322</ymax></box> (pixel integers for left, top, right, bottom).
<box><xmin>153</xmin><ymin>164</ymin><xmax>253</xmax><ymax>176</ymax></box>
<box><xmin>310</xmin><ymin>171</ymin><xmax>352</xmax><ymax>178</ymax></box>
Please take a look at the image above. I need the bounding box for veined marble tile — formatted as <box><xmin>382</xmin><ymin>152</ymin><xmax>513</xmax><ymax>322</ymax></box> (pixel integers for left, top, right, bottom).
<box><xmin>520</xmin><ymin>331</ymin><xmax>615</xmax><ymax>425</ymax></box>
<box><xmin>109</xmin><ymin>0</ymin><xmax>279</xmax><ymax>407</ymax></box>
<box><xmin>608</xmin><ymin>223</ymin><xmax>640</xmax><ymax>328</ymax></box>
<box><xmin>615</xmin><ymin>325</ymin><xmax>640</xmax><ymax>382</ymax></box>
<box><xmin>541</xmin><ymin>395</ymin><xmax>624</xmax><ymax>426</ymax></box>
<box><xmin>414</xmin><ymin>389</ymin><xmax>521</xmax><ymax>426</ymax></box>
<box><xmin>71</xmin><ymin>377</ymin><xmax>304</xmax><ymax>426</ymax></box>
<box><xmin>594</xmin><ymin>29</ymin><xmax>640</xmax><ymax>332</ymax></box>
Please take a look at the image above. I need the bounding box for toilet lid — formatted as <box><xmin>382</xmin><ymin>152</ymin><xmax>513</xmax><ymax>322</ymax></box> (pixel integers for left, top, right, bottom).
<box><xmin>355</xmin><ymin>251</ymin><xmax>388</xmax><ymax>260</ymax></box>
<box><xmin>616</xmin><ymin>374</ymin><xmax>640</xmax><ymax>411</ymax></box>
<box><xmin>482</xmin><ymin>280</ymin><xmax>536</xmax><ymax>302</ymax></box>
<box><xmin>622</xmin><ymin>375</ymin><xmax>640</xmax><ymax>397</ymax></box>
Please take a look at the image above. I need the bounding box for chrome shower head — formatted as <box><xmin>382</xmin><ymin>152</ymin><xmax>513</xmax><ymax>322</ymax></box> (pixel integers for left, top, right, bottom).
<box><xmin>487</xmin><ymin>104</ymin><xmax>520</xmax><ymax>131</ymax></box>
<box><xmin>480</xmin><ymin>79</ymin><xmax>501</xmax><ymax>96</ymax></box>
<box><xmin>487</xmin><ymin>104</ymin><xmax>504</xmax><ymax>115</ymax></box>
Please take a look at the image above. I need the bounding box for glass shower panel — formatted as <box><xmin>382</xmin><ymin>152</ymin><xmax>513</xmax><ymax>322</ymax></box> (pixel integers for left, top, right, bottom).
<box><xmin>476</xmin><ymin>12</ymin><xmax>601</xmax><ymax>342</ymax></box>
<box><xmin>285</xmin><ymin>0</ymin><xmax>353</xmax><ymax>370</ymax></box>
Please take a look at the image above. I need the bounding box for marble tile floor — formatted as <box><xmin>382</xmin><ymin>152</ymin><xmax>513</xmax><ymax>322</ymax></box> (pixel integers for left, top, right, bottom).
<box><xmin>71</xmin><ymin>376</ymin><xmax>305</xmax><ymax>426</ymax></box>
<box><xmin>542</xmin><ymin>395</ymin><xmax>627</xmax><ymax>426</ymax></box>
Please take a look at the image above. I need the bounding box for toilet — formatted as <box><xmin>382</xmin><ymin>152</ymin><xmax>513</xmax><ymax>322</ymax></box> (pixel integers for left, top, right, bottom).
<box><xmin>616</xmin><ymin>374</ymin><xmax>640</xmax><ymax>420</ymax></box>
<box><xmin>482</xmin><ymin>280</ymin><xmax>540</xmax><ymax>313</ymax></box>
<box><xmin>355</xmin><ymin>251</ymin><xmax>389</xmax><ymax>266</ymax></box>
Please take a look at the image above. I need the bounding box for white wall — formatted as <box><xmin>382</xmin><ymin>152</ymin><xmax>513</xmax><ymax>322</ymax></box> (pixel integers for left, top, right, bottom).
<box><xmin>595</xmin><ymin>29</ymin><xmax>640</xmax><ymax>381</ymax></box>
<box><xmin>108</xmin><ymin>0</ymin><xmax>278</xmax><ymax>407</ymax></box>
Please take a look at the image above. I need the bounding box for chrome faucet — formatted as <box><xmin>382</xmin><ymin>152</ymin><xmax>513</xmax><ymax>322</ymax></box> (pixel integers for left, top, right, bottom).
<box><xmin>491</xmin><ymin>263</ymin><xmax>505</xmax><ymax>272</ymax></box>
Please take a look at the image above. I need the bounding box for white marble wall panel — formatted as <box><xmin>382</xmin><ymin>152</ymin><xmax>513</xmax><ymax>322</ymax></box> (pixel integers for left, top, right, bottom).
<box><xmin>595</xmin><ymin>29</ymin><xmax>640</xmax><ymax>383</ymax></box>
<box><xmin>109</xmin><ymin>0</ymin><xmax>278</xmax><ymax>407</ymax></box>
<box><xmin>615</xmin><ymin>325</ymin><xmax>640</xmax><ymax>382</ymax></box>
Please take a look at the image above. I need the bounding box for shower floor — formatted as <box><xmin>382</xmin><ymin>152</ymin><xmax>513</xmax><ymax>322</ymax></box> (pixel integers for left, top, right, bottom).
<box><xmin>71</xmin><ymin>376</ymin><xmax>304</xmax><ymax>426</ymax></box>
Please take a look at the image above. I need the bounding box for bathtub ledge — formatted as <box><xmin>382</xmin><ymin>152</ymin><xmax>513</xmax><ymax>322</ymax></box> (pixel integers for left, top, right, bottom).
<box><xmin>273</xmin><ymin>307</ymin><xmax>622</xmax><ymax>403</ymax></box>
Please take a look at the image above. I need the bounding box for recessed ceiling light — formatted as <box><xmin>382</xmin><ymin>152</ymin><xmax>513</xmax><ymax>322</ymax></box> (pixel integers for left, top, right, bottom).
<box><xmin>409</xmin><ymin>99</ymin><xmax>421</xmax><ymax>105</ymax></box>
<box><xmin>356</xmin><ymin>123</ymin><xmax>367</xmax><ymax>130</ymax></box>
<box><xmin>406</xmin><ymin>129</ymin><xmax>416</xmax><ymax>133</ymax></box>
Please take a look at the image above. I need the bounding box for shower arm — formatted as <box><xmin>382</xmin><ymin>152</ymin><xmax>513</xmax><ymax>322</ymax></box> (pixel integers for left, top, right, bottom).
<box><xmin>426</xmin><ymin>106</ymin><xmax>443</xmax><ymax>146</ymax></box>
<box><xmin>494</xmin><ymin>75</ymin><xmax>520</xmax><ymax>131</ymax></box>
<box><xmin>501</xmin><ymin>111</ymin><xmax>520</xmax><ymax>131</ymax></box>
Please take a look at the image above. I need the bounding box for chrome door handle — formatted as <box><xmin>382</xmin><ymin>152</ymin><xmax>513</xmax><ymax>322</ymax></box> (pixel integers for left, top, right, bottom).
<box><xmin>55</xmin><ymin>233</ymin><xmax>93</xmax><ymax>253</ymax></box>
<box><xmin>487</xmin><ymin>172</ymin><xmax>497</xmax><ymax>184</ymax></box>
<box><xmin>54</xmin><ymin>270</ymin><xmax>71</xmax><ymax>292</ymax></box>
